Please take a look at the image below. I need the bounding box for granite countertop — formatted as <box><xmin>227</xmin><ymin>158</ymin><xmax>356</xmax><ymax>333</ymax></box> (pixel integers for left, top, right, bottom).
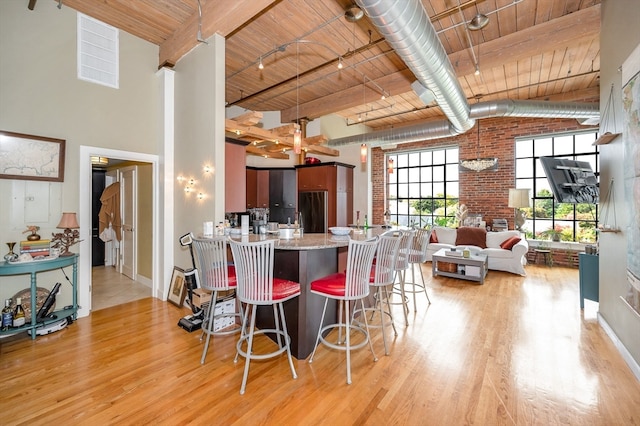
<box><xmin>226</xmin><ymin>227</ymin><xmax>397</xmax><ymax>250</ymax></box>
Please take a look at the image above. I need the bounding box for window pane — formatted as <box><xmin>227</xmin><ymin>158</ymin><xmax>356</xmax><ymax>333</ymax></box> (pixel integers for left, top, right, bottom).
<box><xmin>515</xmin><ymin>130</ymin><xmax>599</xmax><ymax>242</ymax></box>
<box><xmin>554</xmin><ymin>135</ymin><xmax>574</xmax><ymax>156</ymax></box>
<box><xmin>516</xmin><ymin>139</ymin><xmax>533</xmax><ymax>157</ymax></box>
<box><xmin>535</xmin><ymin>138</ymin><xmax>553</xmax><ymax>156</ymax></box>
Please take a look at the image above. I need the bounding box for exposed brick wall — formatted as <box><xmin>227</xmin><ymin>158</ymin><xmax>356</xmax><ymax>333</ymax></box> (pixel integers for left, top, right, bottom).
<box><xmin>372</xmin><ymin>116</ymin><xmax>597</xmax><ymax>233</ymax></box>
<box><xmin>526</xmin><ymin>247</ymin><xmax>581</xmax><ymax>268</ymax></box>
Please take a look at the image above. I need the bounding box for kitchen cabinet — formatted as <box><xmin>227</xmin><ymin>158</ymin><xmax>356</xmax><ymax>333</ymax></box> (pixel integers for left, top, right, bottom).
<box><xmin>246</xmin><ymin>167</ymin><xmax>269</xmax><ymax>209</ymax></box>
<box><xmin>296</xmin><ymin>162</ymin><xmax>354</xmax><ymax>230</ymax></box>
<box><xmin>269</xmin><ymin>168</ymin><xmax>296</xmax><ymax>224</ymax></box>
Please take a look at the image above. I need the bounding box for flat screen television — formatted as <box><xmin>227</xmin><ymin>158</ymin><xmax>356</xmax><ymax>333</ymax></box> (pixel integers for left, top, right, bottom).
<box><xmin>540</xmin><ymin>157</ymin><xmax>599</xmax><ymax>204</ymax></box>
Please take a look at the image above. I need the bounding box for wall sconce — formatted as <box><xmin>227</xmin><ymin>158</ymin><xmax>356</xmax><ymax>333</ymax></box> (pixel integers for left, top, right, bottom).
<box><xmin>177</xmin><ymin>175</ymin><xmax>185</xmax><ymax>183</ymax></box>
<box><xmin>203</xmin><ymin>165</ymin><xmax>212</xmax><ymax>174</ymax></box>
<box><xmin>198</xmin><ymin>192</ymin><xmax>205</xmax><ymax>200</ymax></box>
<box><xmin>51</xmin><ymin>212</ymin><xmax>81</xmax><ymax>256</ymax></box>
<box><xmin>184</xmin><ymin>186</ymin><xmax>192</xmax><ymax>193</ymax></box>
<box><xmin>360</xmin><ymin>144</ymin><xmax>367</xmax><ymax>164</ymax></box>
<box><xmin>387</xmin><ymin>158</ymin><xmax>394</xmax><ymax>174</ymax></box>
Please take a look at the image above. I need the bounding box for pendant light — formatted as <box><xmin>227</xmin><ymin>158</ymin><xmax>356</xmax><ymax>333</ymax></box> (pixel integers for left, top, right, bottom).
<box><xmin>360</xmin><ymin>144</ymin><xmax>367</xmax><ymax>163</ymax></box>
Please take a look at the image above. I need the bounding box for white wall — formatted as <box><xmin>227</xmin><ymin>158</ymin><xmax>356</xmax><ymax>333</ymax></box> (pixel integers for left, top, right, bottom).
<box><xmin>598</xmin><ymin>0</ymin><xmax>640</xmax><ymax>374</ymax></box>
<box><xmin>0</xmin><ymin>2</ymin><xmax>160</xmax><ymax>308</ymax></box>
<box><xmin>173</xmin><ymin>34</ymin><xmax>226</xmax><ymax>269</ymax></box>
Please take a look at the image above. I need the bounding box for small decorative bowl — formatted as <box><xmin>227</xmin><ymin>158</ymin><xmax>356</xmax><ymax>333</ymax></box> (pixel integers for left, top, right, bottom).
<box><xmin>329</xmin><ymin>227</ymin><xmax>351</xmax><ymax>236</ymax></box>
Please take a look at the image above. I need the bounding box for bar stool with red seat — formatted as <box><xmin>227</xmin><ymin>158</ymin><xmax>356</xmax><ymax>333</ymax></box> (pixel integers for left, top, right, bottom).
<box><xmin>228</xmin><ymin>238</ymin><xmax>300</xmax><ymax>395</ymax></box>
<box><xmin>389</xmin><ymin>229</ymin><xmax>415</xmax><ymax>326</ymax></box>
<box><xmin>403</xmin><ymin>228</ymin><xmax>432</xmax><ymax>310</ymax></box>
<box><xmin>353</xmin><ymin>232</ymin><xmax>401</xmax><ymax>355</ymax></box>
<box><xmin>192</xmin><ymin>237</ymin><xmax>242</xmax><ymax>365</ymax></box>
<box><xmin>308</xmin><ymin>237</ymin><xmax>379</xmax><ymax>384</ymax></box>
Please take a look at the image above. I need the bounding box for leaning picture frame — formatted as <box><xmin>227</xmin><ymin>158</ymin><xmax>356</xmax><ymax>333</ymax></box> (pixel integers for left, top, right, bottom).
<box><xmin>0</xmin><ymin>130</ymin><xmax>66</xmax><ymax>182</ymax></box>
<box><xmin>167</xmin><ymin>266</ymin><xmax>186</xmax><ymax>307</ymax></box>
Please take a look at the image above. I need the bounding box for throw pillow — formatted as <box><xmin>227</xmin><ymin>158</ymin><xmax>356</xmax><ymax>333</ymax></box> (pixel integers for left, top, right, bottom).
<box><xmin>430</xmin><ymin>230</ymin><xmax>438</xmax><ymax>243</ymax></box>
<box><xmin>455</xmin><ymin>226</ymin><xmax>487</xmax><ymax>248</ymax></box>
<box><xmin>433</xmin><ymin>226</ymin><xmax>457</xmax><ymax>245</ymax></box>
<box><xmin>500</xmin><ymin>236</ymin><xmax>521</xmax><ymax>250</ymax></box>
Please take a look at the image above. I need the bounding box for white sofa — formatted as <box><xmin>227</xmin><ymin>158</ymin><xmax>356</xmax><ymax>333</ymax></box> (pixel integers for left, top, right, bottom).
<box><xmin>426</xmin><ymin>226</ymin><xmax>528</xmax><ymax>276</ymax></box>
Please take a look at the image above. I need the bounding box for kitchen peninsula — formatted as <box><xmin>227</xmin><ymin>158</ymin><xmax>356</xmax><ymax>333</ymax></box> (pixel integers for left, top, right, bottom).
<box><xmin>228</xmin><ymin>229</ymin><xmax>381</xmax><ymax>359</ymax></box>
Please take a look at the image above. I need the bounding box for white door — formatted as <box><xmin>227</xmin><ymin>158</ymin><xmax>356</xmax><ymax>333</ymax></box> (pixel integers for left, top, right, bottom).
<box><xmin>120</xmin><ymin>166</ymin><xmax>137</xmax><ymax>280</ymax></box>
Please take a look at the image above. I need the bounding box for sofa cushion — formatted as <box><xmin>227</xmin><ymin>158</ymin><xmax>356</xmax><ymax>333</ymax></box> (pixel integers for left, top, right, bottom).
<box><xmin>432</xmin><ymin>227</ymin><xmax>457</xmax><ymax>245</ymax></box>
<box><xmin>455</xmin><ymin>226</ymin><xmax>487</xmax><ymax>248</ymax></box>
<box><xmin>430</xmin><ymin>231</ymin><xmax>438</xmax><ymax>243</ymax></box>
<box><xmin>500</xmin><ymin>236</ymin><xmax>522</xmax><ymax>250</ymax></box>
<box><xmin>486</xmin><ymin>230</ymin><xmax>521</xmax><ymax>248</ymax></box>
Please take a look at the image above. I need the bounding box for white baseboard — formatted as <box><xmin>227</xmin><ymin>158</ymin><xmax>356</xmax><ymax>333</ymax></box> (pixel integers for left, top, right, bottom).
<box><xmin>598</xmin><ymin>312</ymin><xmax>640</xmax><ymax>382</ymax></box>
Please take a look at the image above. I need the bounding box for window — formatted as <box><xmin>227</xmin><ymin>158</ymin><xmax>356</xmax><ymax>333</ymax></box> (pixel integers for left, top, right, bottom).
<box><xmin>386</xmin><ymin>147</ymin><xmax>459</xmax><ymax>228</ymax></box>
<box><xmin>515</xmin><ymin>131</ymin><xmax>599</xmax><ymax>243</ymax></box>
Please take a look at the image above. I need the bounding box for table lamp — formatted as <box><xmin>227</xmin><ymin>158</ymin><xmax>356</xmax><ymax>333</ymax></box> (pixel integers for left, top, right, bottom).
<box><xmin>508</xmin><ymin>189</ymin><xmax>530</xmax><ymax>231</ymax></box>
<box><xmin>51</xmin><ymin>212</ymin><xmax>81</xmax><ymax>256</ymax></box>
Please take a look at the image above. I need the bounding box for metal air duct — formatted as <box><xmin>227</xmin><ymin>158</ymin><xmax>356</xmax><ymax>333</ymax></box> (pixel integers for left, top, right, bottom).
<box><xmin>355</xmin><ymin>0</ymin><xmax>474</xmax><ymax>134</ymax></box>
<box><xmin>328</xmin><ymin>100</ymin><xmax>599</xmax><ymax>147</ymax></box>
<box><xmin>327</xmin><ymin>0</ymin><xmax>600</xmax><ymax>148</ymax></box>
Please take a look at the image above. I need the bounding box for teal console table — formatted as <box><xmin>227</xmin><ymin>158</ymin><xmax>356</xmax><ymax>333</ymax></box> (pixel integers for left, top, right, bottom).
<box><xmin>0</xmin><ymin>254</ymin><xmax>78</xmax><ymax>339</ymax></box>
<box><xmin>578</xmin><ymin>252</ymin><xmax>599</xmax><ymax>309</ymax></box>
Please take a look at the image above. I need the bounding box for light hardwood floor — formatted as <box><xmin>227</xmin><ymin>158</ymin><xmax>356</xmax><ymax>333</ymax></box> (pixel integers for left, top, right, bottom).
<box><xmin>1</xmin><ymin>264</ymin><xmax>639</xmax><ymax>425</ymax></box>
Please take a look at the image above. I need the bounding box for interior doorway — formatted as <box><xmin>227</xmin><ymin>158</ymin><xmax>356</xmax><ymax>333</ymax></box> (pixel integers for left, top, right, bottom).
<box><xmin>79</xmin><ymin>146</ymin><xmax>160</xmax><ymax>317</ymax></box>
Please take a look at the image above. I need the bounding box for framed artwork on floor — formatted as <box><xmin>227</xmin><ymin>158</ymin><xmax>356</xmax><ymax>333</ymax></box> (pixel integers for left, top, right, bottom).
<box><xmin>167</xmin><ymin>266</ymin><xmax>186</xmax><ymax>307</ymax></box>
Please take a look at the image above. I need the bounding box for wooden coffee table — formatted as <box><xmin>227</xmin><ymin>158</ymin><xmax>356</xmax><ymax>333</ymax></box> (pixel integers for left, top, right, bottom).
<box><xmin>432</xmin><ymin>248</ymin><xmax>488</xmax><ymax>284</ymax></box>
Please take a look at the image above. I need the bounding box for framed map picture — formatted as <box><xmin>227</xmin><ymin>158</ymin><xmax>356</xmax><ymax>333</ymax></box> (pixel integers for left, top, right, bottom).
<box><xmin>0</xmin><ymin>130</ymin><xmax>66</xmax><ymax>182</ymax></box>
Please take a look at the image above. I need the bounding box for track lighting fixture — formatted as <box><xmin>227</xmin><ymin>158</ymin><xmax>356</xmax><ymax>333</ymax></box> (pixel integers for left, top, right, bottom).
<box><xmin>258</xmin><ymin>57</ymin><xmax>264</xmax><ymax>70</ymax></box>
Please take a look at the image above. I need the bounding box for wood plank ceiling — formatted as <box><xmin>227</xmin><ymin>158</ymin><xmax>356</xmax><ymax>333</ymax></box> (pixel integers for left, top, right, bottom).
<box><xmin>40</xmin><ymin>0</ymin><xmax>601</xmax><ymax>157</ymax></box>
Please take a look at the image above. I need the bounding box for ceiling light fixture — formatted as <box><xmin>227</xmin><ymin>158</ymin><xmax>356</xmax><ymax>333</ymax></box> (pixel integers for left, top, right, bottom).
<box><xmin>467</xmin><ymin>13</ymin><xmax>489</xmax><ymax>31</ymax></box>
<box><xmin>90</xmin><ymin>156</ymin><xmax>108</xmax><ymax>165</ymax></box>
<box><xmin>459</xmin><ymin>120</ymin><xmax>498</xmax><ymax>172</ymax></box>
<box><xmin>338</xmin><ymin>57</ymin><xmax>344</xmax><ymax>69</ymax></box>
<box><xmin>195</xmin><ymin>0</ymin><xmax>208</xmax><ymax>44</ymax></box>
<box><xmin>345</xmin><ymin>5</ymin><xmax>364</xmax><ymax>22</ymax></box>
<box><xmin>457</xmin><ymin>0</ymin><xmax>483</xmax><ymax>76</ymax></box>
<box><xmin>258</xmin><ymin>57</ymin><xmax>264</xmax><ymax>70</ymax></box>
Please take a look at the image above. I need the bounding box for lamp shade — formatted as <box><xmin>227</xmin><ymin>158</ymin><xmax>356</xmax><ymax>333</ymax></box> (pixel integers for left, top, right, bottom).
<box><xmin>508</xmin><ymin>189</ymin><xmax>531</xmax><ymax>208</ymax></box>
<box><xmin>57</xmin><ymin>212</ymin><xmax>80</xmax><ymax>229</ymax></box>
<box><xmin>360</xmin><ymin>144</ymin><xmax>367</xmax><ymax>164</ymax></box>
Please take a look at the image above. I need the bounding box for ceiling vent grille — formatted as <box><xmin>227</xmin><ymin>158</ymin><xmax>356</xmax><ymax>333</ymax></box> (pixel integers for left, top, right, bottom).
<box><xmin>77</xmin><ymin>13</ymin><xmax>119</xmax><ymax>89</ymax></box>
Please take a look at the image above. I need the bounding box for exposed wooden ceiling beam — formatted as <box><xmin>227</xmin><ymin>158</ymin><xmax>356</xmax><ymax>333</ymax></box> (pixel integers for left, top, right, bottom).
<box><xmin>159</xmin><ymin>0</ymin><xmax>277</xmax><ymax>67</ymax></box>
<box><xmin>449</xmin><ymin>4</ymin><xmax>600</xmax><ymax>76</ymax></box>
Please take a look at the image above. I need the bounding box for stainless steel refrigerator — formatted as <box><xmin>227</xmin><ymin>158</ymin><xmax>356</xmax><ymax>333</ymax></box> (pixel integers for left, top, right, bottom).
<box><xmin>298</xmin><ymin>191</ymin><xmax>328</xmax><ymax>233</ymax></box>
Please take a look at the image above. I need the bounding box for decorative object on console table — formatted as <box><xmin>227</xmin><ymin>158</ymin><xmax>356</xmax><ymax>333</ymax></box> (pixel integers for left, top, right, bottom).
<box><xmin>23</xmin><ymin>225</ymin><xmax>41</xmax><ymax>241</ymax></box>
<box><xmin>508</xmin><ymin>188</ymin><xmax>531</xmax><ymax>231</ymax></box>
<box><xmin>51</xmin><ymin>212</ymin><xmax>81</xmax><ymax>256</ymax></box>
<box><xmin>4</xmin><ymin>242</ymin><xmax>18</xmax><ymax>262</ymax></box>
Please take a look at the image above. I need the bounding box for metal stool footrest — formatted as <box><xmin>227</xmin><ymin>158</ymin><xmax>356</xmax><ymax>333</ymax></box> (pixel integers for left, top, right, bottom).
<box><xmin>236</xmin><ymin>328</ymin><xmax>291</xmax><ymax>360</ymax></box>
<box><xmin>318</xmin><ymin>323</ymin><xmax>370</xmax><ymax>352</ymax></box>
